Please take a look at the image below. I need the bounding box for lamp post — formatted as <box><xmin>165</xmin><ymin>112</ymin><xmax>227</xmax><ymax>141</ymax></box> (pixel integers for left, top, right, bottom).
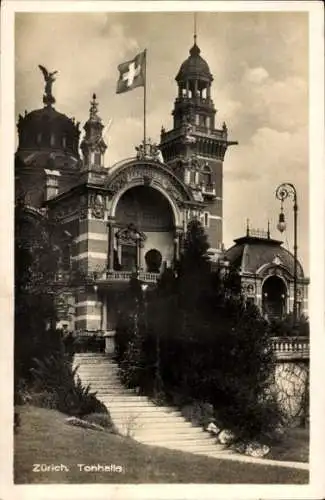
<box><xmin>275</xmin><ymin>182</ymin><xmax>298</xmax><ymax>324</ymax></box>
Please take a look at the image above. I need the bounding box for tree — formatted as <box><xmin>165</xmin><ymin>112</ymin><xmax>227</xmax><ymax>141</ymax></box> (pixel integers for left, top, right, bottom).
<box><xmin>15</xmin><ymin>204</ymin><xmax>62</xmax><ymax>387</ymax></box>
<box><xmin>114</xmin><ymin>220</ymin><xmax>281</xmax><ymax>440</ymax></box>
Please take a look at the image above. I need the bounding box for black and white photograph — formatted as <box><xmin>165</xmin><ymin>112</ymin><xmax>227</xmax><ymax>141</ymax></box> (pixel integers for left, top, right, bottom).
<box><xmin>1</xmin><ymin>0</ymin><xmax>324</xmax><ymax>498</ymax></box>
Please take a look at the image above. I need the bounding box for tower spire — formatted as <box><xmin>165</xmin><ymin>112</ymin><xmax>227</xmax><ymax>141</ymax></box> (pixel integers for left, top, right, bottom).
<box><xmin>194</xmin><ymin>12</ymin><xmax>197</xmax><ymax>45</ymax></box>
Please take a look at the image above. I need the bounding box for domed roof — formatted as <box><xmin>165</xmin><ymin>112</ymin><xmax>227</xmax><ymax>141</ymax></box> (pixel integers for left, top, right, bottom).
<box><xmin>225</xmin><ymin>234</ymin><xmax>304</xmax><ymax>279</ymax></box>
<box><xmin>17</xmin><ymin>104</ymin><xmax>80</xmax><ymax>158</ymax></box>
<box><xmin>176</xmin><ymin>42</ymin><xmax>213</xmax><ymax>83</ymax></box>
<box><xmin>20</xmin><ymin>105</ymin><xmax>76</xmax><ymax>129</ymax></box>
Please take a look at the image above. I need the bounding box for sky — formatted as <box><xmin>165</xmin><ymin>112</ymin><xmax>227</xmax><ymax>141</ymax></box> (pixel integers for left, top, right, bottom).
<box><xmin>15</xmin><ymin>9</ymin><xmax>309</xmax><ymax>272</ymax></box>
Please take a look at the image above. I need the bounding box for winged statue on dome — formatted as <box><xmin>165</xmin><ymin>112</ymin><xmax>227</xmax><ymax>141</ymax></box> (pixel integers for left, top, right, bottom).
<box><xmin>38</xmin><ymin>65</ymin><xmax>58</xmax><ymax>105</ymax></box>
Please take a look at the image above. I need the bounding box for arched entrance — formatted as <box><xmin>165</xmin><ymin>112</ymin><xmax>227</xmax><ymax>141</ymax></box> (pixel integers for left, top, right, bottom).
<box><xmin>114</xmin><ymin>185</ymin><xmax>175</xmax><ymax>272</ymax></box>
<box><xmin>262</xmin><ymin>275</ymin><xmax>287</xmax><ymax>320</ymax></box>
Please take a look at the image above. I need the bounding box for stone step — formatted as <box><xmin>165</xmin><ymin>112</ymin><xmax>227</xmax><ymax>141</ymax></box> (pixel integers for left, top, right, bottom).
<box><xmin>92</xmin><ymin>388</ymin><xmax>137</xmax><ymax>395</ymax></box>
<box><xmin>76</xmin><ymin>366</ymin><xmax>119</xmax><ymax>371</ymax></box>
<box><xmin>77</xmin><ymin>371</ymin><xmax>120</xmax><ymax>375</ymax></box>
<box><xmin>81</xmin><ymin>371</ymin><xmax>118</xmax><ymax>376</ymax></box>
<box><xmin>133</xmin><ymin>432</ymin><xmax>212</xmax><ymax>442</ymax></box>
<box><xmin>110</xmin><ymin>418</ymin><xmax>195</xmax><ymax>428</ymax></box>
<box><xmin>74</xmin><ymin>361</ymin><xmax>118</xmax><ymax>366</ymax></box>
<box><xmin>80</xmin><ymin>380</ymin><xmax>123</xmax><ymax>387</ymax></box>
<box><xmin>142</xmin><ymin>441</ymin><xmax>224</xmax><ymax>452</ymax></box>
<box><xmin>94</xmin><ymin>395</ymin><xmax>149</xmax><ymax>402</ymax></box>
<box><xmin>97</xmin><ymin>403</ymin><xmax>177</xmax><ymax>412</ymax></box>
<box><xmin>109</xmin><ymin>410</ymin><xmax>192</xmax><ymax>427</ymax></box>
<box><xmin>75</xmin><ymin>357</ymin><xmax>233</xmax><ymax>462</ymax></box>
<box><xmin>96</xmin><ymin>400</ymin><xmax>170</xmax><ymax>409</ymax></box>
<box><xmin>133</xmin><ymin>427</ymin><xmax>207</xmax><ymax>437</ymax></box>
<box><xmin>74</xmin><ymin>355</ymin><xmax>112</xmax><ymax>360</ymax></box>
<box><xmin>139</xmin><ymin>438</ymin><xmax>217</xmax><ymax>447</ymax></box>
<box><xmin>108</xmin><ymin>408</ymin><xmax>183</xmax><ymax>417</ymax></box>
<box><xmin>81</xmin><ymin>376</ymin><xmax>122</xmax><ymax>381</ymax></box>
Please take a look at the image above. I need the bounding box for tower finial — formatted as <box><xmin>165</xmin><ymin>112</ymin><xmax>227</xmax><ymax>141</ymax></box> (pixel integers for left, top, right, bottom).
<box><xmin>90</xmin><ymin>93</ymin><xmax>99</xmax><ymax>119</ymax></box>
<box><xmin>194</xmin><ymin>12</ymin><xmax>197</xmax><ymax>44</ymax></box>
<box><xmin>267</xmin><ymin>220</ymin><xmax>270</xmax><ymax>239</ymax></box>
<box><xmin>246</xmin><ymin>218</ymin><xmax>250</xmax><ymax>236</ymax></box>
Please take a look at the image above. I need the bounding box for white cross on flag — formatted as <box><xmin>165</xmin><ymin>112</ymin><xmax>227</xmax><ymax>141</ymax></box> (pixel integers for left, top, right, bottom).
<box><xmin>116</xmin><ymin>50</ymin><xmax>146</xmax><ymax>94</ymax></box>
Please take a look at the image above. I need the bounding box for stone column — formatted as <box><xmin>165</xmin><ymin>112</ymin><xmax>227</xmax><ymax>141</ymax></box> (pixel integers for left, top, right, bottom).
<box><xmin>173</xmin><ymin>234</ymin><xmax>179</xmax><ymax>263</ymax></box>
<box><xmin>185</xmin><ymin>81</ymin><xmax>189</xmax><ymax>98</ymax></box>
<box><xmin>108</xmin><ymin>221</ymin><xmax>114</xmax><ymax>271</ymax></box>
<box><xmin>102</xmin><ymin>296</ymin><xmax>107</xmax><ymax>331</ymax></box>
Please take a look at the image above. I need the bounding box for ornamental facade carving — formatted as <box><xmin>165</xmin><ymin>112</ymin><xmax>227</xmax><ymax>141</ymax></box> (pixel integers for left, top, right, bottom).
<box><xmin>107</xmin><ymin>162</ymin><xmax>189</xmax><ymax>205</ymax></box>
<box><xmin>90</xmin><ymin>192</ymin><xmax>105</xmax><ymax>219</ymax></box>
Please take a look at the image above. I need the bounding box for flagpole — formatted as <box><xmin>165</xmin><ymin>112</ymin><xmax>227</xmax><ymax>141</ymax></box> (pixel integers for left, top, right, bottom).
<box><xmin>143</xmin><ymin>49</ymin><xmax>147</xmax><ymax>146</ymax></box>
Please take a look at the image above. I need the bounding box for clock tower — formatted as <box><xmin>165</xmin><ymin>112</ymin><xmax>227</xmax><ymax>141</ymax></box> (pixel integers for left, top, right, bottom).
<box><xmin>159</xmin><ymin>35</ymin><xmax>237</xmax><ymax>254</ymax></box>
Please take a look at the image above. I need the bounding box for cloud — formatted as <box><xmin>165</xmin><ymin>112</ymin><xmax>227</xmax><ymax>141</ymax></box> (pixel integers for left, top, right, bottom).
<box><xmin>244</xmin><ymin>66</ymin><xmax>269</xmax><ymax>84</ymax></box>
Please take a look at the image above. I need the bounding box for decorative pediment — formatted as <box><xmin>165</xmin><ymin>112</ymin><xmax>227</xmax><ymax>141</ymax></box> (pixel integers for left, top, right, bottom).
<box><xmin>135</xmin><ymin>139</ymin><xmax>162</xmax><ymax>162</ymax></box>
<box><xmin>272</xmin><ymin>255</ymin><xmax>283</xmax><ymax>266</ymax></box>
<box><xmin>258</xmin><ymin>262</ymin><xmax>293</xmax><ymax>282</ymax></box>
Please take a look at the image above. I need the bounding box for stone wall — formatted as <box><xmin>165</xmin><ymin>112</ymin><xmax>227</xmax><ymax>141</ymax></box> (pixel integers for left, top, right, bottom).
<box><xmin>272</xmin><ymin>360</ymin><xmax>309</xmax><ymax>426</ymax></box>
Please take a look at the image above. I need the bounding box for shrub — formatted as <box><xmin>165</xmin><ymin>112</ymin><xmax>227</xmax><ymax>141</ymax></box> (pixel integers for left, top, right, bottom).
<box><xmin>30</xmin><ymin>353</ymin><xmax>108</xmax><ymax>417</ymax></box>
<box><xmin>269</xmin><ymin>313</ymin><xmax>310</xmax><ymax>337</ymax></box>
<box><xmin>115</xmin><ymin>221</ymin><xmax>282</xmax><ymax>442</ymax></box>
<box><xmin>30</xmin><ymin>390</ymin><xmax>59</xmax><ymax>410</ymax></box>
<box><xmin>181</xmin><ymin>400</ymin><xmax>215</xmax><ymax>427</ymax></box>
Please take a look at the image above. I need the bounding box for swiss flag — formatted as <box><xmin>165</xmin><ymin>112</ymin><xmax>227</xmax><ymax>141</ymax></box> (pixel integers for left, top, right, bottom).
<box><xmin>116</xmin><ymin>50</ymin><xmax>146</xmax><ymax>94</ymax></box>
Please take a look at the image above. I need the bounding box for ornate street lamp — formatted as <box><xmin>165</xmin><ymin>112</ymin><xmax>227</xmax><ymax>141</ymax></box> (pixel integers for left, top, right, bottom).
<box><xmin>275</xmin><ymin>183</ymin><xmax>298</xmax><ymax>323</ymax></box>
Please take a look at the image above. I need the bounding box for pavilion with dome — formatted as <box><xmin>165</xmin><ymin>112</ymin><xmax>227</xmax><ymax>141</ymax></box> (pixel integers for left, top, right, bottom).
<box><xmin>15</xmin><ymin>35</ymin><xmax>308</xmax><ymax>336</ymax></box>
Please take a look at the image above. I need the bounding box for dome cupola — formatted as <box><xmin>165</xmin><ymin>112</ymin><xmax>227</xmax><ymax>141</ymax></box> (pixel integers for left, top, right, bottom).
<box><xmin>176</xmin><ymin>39</ymin><xmax>213</xmax><ymax>85</ymax></box>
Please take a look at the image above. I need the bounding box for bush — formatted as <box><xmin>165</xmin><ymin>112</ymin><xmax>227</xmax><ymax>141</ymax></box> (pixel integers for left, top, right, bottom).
<box><xmin>180</xmin><ymin>400</ymin><xmax>215</xmax><ymax>427</ymax></box>
<box><xmin>30</xmin><ymin>353</ymin><xmax>108</xmax><ymax>417</ymax></box>
<box><xmin>115</xmin><ymin>221</ymin><xmax>282</xmax><ymax>442</ymax></box>
<box><xmin>269</xmin><ymin>313</ymin><xmax>310</xmax><ymax>337</ymax></box>
<box><xmin>30</xmin><ymin>390</ymin><xmax>59</xmax><ymax>410</ymax></box>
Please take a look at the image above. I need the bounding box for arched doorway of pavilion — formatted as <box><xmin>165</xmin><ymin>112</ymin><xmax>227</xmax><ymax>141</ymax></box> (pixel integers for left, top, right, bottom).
<box><xmin>262</xmin><ymin>275</ymin><xmax>288</xmax><ymax>321</ymax></box>
<box><xmin>114</xmin><ymin>185</ymin><xmax>175</xmax><ymax>272</ymax></box>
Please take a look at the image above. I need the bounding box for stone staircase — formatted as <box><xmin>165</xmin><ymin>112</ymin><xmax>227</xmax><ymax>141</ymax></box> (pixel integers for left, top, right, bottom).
<box><xmin>73</xmin><ymin>353</ymin><xmax>230</xmax><ymax>458</ymax></box>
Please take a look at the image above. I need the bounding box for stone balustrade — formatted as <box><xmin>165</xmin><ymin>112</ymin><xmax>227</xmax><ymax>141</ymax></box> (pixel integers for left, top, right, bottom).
<box><xmin>102</xmin><ymin>270</ymin><xmax>160</xmax><ymax>284</ymax></box>
<box><xmin>270</xmin><ymin>336</ymin><xmax>309</xmax><ymax>361</ymax></box>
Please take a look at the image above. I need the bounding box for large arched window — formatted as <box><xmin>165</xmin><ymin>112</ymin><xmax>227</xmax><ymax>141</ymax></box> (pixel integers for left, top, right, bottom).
<box><xmin>202</xmin><ymin>163</ymin><xmax>212</xmax><ymax>186</ymax></box>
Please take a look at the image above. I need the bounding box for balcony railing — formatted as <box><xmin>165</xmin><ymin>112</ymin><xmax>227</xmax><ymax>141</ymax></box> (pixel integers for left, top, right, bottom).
<box><xmin>270</xmin><ymin>336</ymin><xmax>309</xmax><ymax>360</ymax></box>
<box><xmin>202</xmin><ymin>184</ymin><xmax>216</xmax><ymax>197</ymax></box>
<box><xmin>100</xmin><ymin>270</ymin><xmax>160</xmax><ymax>284</ymax></box>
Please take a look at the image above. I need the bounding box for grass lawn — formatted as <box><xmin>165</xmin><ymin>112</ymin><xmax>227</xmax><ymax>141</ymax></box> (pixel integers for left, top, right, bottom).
<box><xmin>267</xmin><ymin>427</ymin><xmax>309</xmax><ymax>463</ymax></box>
<box><xmin>14</xmin><ymin>405</ymin><xmax>309</xmax><ymax>484</ymax></box>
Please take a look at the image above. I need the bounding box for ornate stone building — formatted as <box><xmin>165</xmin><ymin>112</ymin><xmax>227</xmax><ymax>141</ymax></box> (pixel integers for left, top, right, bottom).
<box><xmin>16</xmin><ymin>38</ymin><xmax>238</xmax><ymax>334</ymax></box>
<box><xmin>224</xmin><ymin>226</ymin><xmax>309</xmax><ymax>320</ymax></box>
<box><xmin>15</xmin><ymin>37</ymin><xmax>308</xmax><ymax>335</ymax></box>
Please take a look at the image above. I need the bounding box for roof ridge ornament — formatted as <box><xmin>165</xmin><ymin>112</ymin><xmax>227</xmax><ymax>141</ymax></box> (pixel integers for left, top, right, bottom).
<box><xmin>135</xmin><ymin>138</ymin><xmax>163</xmax><ymax>162</ymax></box>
